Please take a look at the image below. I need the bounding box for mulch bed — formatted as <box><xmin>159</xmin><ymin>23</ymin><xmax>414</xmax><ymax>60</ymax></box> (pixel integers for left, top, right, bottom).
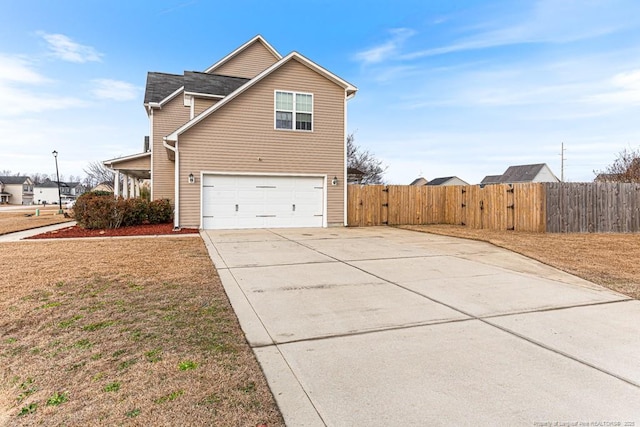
<box><xmin>26</xmin><ymin>223</ymin><xmax>200</xmax><ymax>239</ymax></box>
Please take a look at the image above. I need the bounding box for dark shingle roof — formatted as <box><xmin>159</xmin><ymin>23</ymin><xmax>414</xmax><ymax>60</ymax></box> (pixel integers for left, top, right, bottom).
<box><xmin>480</xmin><ymin>175</ymin><xmax>503</xmax><ymax>185</ymax></box>
<box><xmin>0</xmin><ymin>176</ymin><xmax>30</xmax><ymax>185</ymax></box>
<box><xmin>499</xmin><ymin>163</ymin><xmax>546</xmax><ymax>183</ymax></box>
<box><xmin>426</xmin><ymin>177</ymin><xmax>454</xmax><ymax>186</ymax></box>
<box><xmin>144</xmin><ymin>72</ymin><xmax>183</xmax><ymax>104</ymax></box>
<box><xmin>184</xmin><ymin>72</ymin><xmax>249</xmax><ymax>97</ymax></box>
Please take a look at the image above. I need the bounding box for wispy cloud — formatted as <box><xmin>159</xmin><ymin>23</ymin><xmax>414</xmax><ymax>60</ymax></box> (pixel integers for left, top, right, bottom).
<box><xmin>0</xmin><ymin>52</ymin><xmax>85</xmax><ymax>115</ymax></box>
<box><xmin>354</xmin><ymin>28</ymin><xmax>415</xmax><ymax>65</ymax></box>
<box><xmin>586</xmin><ymin>69</ymin><xmax>640</xmax><ymax>106</ymax></box>
<box><xmin>401</xmin><ymin>0</ymin><xmax>639</xmax><ymax>60</ymax></box>
<box><xmin>90</xmin><ymin>79</ymin><xmax>139</xmax><ymax>101</ymax></box>
<box><xmin>0</xmin><ymin>54</ymin><xmax>48</xmax><ymax>84</ymax></box>
<box><xmin>40</xmin><ymin>32</ymin><xmax>103</xmax><ymax>63</ymax></box>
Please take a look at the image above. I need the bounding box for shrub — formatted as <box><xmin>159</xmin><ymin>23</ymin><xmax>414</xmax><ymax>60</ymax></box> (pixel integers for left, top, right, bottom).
<box><xmin>74</xmin><ymin>192</ymin><xmax>173</xmax><ymax>229</ymax></box>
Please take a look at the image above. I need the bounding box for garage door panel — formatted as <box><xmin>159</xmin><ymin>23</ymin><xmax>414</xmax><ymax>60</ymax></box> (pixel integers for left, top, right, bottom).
<box><xmin>202</xmin><ymin>175</ymin><xmax>324</xmax><ymax>230</ymax></box>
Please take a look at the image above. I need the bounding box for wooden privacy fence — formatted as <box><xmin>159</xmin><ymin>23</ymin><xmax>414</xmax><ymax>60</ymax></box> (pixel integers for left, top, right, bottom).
<box><xmin>546</xmin><ymin>182</ymin><xmax>640</xmax><ymax>232</ymax></box>
<box><xmin>347</xmin><ymin>182</ymin><xmax>640</xmax><ymax>233</ymax></box>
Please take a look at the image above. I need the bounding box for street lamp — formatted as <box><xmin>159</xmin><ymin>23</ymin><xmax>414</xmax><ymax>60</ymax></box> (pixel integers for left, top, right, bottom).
<box><xmin>52</xmin><ymin>150</ymin><xmax>63</xmax><ymax>213</ymax></box>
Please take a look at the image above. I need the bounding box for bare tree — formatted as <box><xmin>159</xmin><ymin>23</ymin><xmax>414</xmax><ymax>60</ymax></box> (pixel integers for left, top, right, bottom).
<box><xmin>1</xmin><ymin>170</ymin><xmax>11</xmax><ymax>176</ymax></box>
<box><xmin>347</xmin><ymin>133</ymin><xmax>387</xmax><ymax>184</ymax></box>
<box><xmin>594</xmin><ymin>146</ymin><xmax>640</xmax><ymax>183</ymax></box>
<box><xmin>83</xmin><ymin>161</ymin><xmax>115</xmax><ymax>190</ymax></box>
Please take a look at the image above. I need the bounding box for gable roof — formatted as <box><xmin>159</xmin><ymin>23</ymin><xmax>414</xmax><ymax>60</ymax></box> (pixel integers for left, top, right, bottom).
<box><xmin>144</xmin><ymin>72</ymin><xmax>183</xmax><ymax>104</ymax></box>
<box><xmin>426</xmin><ymin>177</ymin><xmax>454</xmax><ymax>186</ymax></box>
<box><xmin>499</xmin><ymin>163</ymin><xmax>546</xmax><ymax>183</ymax></box>
<box><xmin>204</xmin><ymin>35</ymin><xmax>281</xmax><ymax>74</ymax></box>
<box><xmin>183</xmin><ymin>72</ymin><xmax>250</xmax><ymax>97</ymax></box>
<box><xmin>480</xmin><ymin>175</ymin><xmax>503</xmax><ymax>185</ymax></box>
<box><xmin>0</xmin><ymin>176</ymin><xmax>31</xmax><ymax>185</ymax></box>
<box><xmin>166</xmin><ymin>51</ymin><xmax>358</xmax><ymax>142</ymax></box>
<box><xmin>410</xmin><ymin>177</ymin><xmax>428</xmax><ymax>186</ymax></box>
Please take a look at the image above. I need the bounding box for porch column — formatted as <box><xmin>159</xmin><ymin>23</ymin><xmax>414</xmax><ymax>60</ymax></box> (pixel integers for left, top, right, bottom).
<box><xmin>123</xmin><ymin>174</ymin><xmax>130</xmax><ymax>198</ymax></box>
<box><xmin>135</xmin><ymin>179</ymin><xmax>141</xmax><ymax>198</ymax></box>
<box><xmin>114</xmin><ymin>170</ymin><xmax>120</xmax><ymax>197</ymax></box>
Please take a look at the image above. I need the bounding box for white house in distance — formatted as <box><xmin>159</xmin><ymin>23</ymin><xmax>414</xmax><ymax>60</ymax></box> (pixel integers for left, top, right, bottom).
<box><xmin>34</xmin><ymin>179</ymin><xmax>87</xmax><ymax>205</ymax></box>
<box><xmin>481</xmin><ymin>163</ymin><xmax>559</xmax><ymax>185</ymax></box>
<box><xmin>0</xmin><ymin>176</ymin><xmax>34</xmax><ymax>205</ymax></box>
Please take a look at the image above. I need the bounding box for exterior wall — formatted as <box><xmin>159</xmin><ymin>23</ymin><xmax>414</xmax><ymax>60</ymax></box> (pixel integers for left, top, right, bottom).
<box><xmin>151</xmin><ymin>95</ymin><xmax>190</xmax><ymax>202</ymax></box>
<box><xmin>443</xmin><ymin>177</ymin><xmax>469</xmax><ymax>186</ymax></box>
<box><xmin>178</xmin><ymin>58</ymin><xmax>346</xmax><ymax>228</ymax></box>
<box><xmin>111</xmin><ymin>156</ymin><xmax>150</xmax><ymax>171</ymax></box>
<box><xmin>34</xmin><ymin>187</ymin><xmax>60</xmax><ymax>204</ymax></box>
<box><xmin>5</xmin><ymin>183</ymin><xmax>33</xmax><ymax>205</ymax></box>
<box><xmin>533</xmin><ymin>166</ymin><xmax>559</xmax><ymax>183</ymax></box>
<box><xmin>194</xmin><ymin>98</ymin><xmax>219</xmax><ymax>117</ymax></box>
<box><xmin>210</xmin><ymin>41</ymin><xmax>279</xmax><ymax>78</ymax></box>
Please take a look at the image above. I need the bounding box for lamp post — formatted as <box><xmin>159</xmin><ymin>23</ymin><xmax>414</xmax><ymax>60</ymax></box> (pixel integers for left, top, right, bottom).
<box><xmin>52</xmin><ymin>150</ymin><xmax>63</xmax><ymax>213</ymax></box>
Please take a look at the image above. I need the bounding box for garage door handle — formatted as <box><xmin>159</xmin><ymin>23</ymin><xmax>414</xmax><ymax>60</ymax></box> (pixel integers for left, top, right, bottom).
<box><xmin>292</xmin><ymin>204</ymin><xmax>296</xmax><ymax>212</ymax></box>
<box><xmin>235</xmin><ymin>204</ymin><xmax>239</xmax><ymax>212</ymax></box>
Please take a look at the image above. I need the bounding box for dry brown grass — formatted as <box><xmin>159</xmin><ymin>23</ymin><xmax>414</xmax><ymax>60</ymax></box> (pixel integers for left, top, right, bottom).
<box><xmin>0</xmin><ymin>237</ymin><xmax>283</xmax><ymax>426</ymax></box>
<box><xmin>0</xmin><ymin>208</ymin><xmax>72</xmax><ymax>235</ymax></box>
<box><xmin>399</xmin><ymin>225</ymin><xmax>640</xmax><ymax>300</ymax></box>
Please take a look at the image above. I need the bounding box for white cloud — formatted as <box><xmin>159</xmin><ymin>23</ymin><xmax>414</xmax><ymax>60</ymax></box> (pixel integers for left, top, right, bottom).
<box><xmin>0</xmin><ymin>54</ymin><xmax>48</xmax><ymax>84</ymax></box>
<box><xmin>586</xmin><ymin>69</ymin><xmax>640</xmax><ymax>106</ymax></box>
<box><xmin>401</xmin><ymin>0</ymin><xmax>639</xmax><ymax>60</ymax></box>
<box><xmin>354</xmin><ymin>28</ymin><xmax>415</xmax><ymax>65</ymax></box>
<box><xmin>90</xmin><ymin>79</ymin><xmax>139</xmax><ymax>101</ymax></box>
<box><xmin>40</xmin><ymin>32</ymin><xmax>103</xmax><ymax>63</ymax></box>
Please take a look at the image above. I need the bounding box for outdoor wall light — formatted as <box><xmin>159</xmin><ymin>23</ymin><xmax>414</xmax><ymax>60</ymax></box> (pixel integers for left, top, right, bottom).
<box><xmin>188</xmin><ymin>173</ymin><xmax>195</xmax><ymax>184</ymax></box>
<box><xmin>332</xmin><ymin>176</ymin><xmax>338</xmax><ymax>186</ymax></box>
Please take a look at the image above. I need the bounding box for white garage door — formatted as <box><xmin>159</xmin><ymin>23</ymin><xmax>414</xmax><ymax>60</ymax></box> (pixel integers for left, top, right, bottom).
<box><xmin>202</xmin><ymin>174</ymin><xmax>324</xmax><ymax>229</ymax></box>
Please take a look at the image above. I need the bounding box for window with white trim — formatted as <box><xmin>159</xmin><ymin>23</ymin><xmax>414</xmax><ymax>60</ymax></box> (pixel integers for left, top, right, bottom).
<box><xmin>275</xmin><ymin>91</ymin><xmax>313</xmax><ymax>131</ymax></box>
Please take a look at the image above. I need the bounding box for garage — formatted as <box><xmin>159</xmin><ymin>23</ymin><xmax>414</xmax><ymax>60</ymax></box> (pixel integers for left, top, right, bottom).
<box><xmin>202</xmin><ymin>174</ymin><xmax>325</xmax><ymax>229</ymax></box>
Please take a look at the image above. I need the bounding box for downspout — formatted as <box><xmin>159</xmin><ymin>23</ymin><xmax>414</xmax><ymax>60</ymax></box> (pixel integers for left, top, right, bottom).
<box><xmin>162</xmin><ymin>137</ymin><xmax>180</xmax><ymax>230</ymax></box>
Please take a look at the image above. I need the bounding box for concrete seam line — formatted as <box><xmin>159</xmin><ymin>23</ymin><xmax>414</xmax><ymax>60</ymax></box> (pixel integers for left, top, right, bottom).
<box><xmin>271</xmin><ymin>229</ymin><xmax>640</xmax><ymax>391</ymax></box>
<box><xmin>481</xmin><ymin>298</ymin><xmax>633</xmax><ymax>320</ymax></box>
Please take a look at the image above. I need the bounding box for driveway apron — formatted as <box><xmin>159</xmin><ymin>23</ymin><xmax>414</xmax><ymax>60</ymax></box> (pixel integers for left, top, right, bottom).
<box><xmin>201</xmin><ymin>227</ymin><xmax>640</xmax><ymax>426</ymax></box>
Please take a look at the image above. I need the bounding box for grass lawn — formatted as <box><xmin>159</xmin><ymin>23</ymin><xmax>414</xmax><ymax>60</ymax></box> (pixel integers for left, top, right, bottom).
<box><xmin>0</xmin><ymin>237</ymin><xmax>283</xmax><ymax>426</ymax></box>
<box><xmin>0</xmin><ymin>208</ymin><xmax>72</xmax><ymax>235</ymax></box>
<box><xmin>399</xmin><ymin>225</ymin><xmax>640</xmax><ymax>300</ymax></box>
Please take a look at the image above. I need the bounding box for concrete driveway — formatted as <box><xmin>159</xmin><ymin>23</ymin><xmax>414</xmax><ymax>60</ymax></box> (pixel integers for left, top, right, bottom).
<box><xmin>201</xmin><ymin>227</ymin><xmax>640</xmax><ymax>426</ymax></box>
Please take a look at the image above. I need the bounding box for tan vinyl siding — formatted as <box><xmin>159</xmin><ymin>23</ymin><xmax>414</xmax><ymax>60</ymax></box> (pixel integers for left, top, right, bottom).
<box><xmin>194</xmin><ymin>98</ymin><xmax>219</xmax><ymax>117</ymax></box>
<box><xmin>210</xmin><ymin>41</ymin><xmax>279</xmax><ymax>78</ymax></box>
<box><xmin>178</xmin><ymin>58</ymin><xmax>346</xmax><ymax>228</ymax></box>
<box><xmin>110</xmin><ymin>155</ymin><xmax>150</xmax><ymax>171</ymax></box>
<box><xmin>152</xmin><ymin>95</ymin><xmax>190</xmax><ymax>202</ymax></box>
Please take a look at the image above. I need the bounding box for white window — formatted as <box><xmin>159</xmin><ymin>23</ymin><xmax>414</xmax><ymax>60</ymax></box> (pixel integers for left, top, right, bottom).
<box><xmin>275</xmin><ymin>91</ymin><xmax>313</xmax><ymax>131</ymax></box>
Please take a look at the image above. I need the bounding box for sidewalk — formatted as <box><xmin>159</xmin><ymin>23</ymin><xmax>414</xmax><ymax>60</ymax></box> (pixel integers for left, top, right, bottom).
<box><xmin>0</xmin><ymin>221</ymin><xmax>76</xmax><ymax>242</ymax></box>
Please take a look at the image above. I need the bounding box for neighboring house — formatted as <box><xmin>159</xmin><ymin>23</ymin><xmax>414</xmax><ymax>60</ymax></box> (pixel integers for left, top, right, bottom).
<box><xmin>426</xmin><ymin>176</ymin><xmax>469</xmax><ymax>186</ymax></box>
<box><xmin>347</xmin><ymin>167</ymin><xmax>365</xmax><ymax>184</ymax></box>
<box><xmin>92</xmin><ymin>182</ymin><xmax>114</xmax><ymax>192</ymax></box>
<box><xmin>481</xmin><ymin>163</ymin><xmax>559</xmax><ymax>185</ymax></box>
<box><xmin>0</xmin><ymin>176</ymin><xmax>34</xmax><ymax>205</ymax></box>
<box><xmin>34</xmin><ymin>179</ymin><xmax>75</xmax><ymax>204</ymax></box>
<box><xmin>104</xmin><ymin>35</ymin><xmax>357</xmax><ymax>230</ymax></box>
<box><xmin>410</xmin><ymin>177</ymin><xmax>428</xmax><ymax>186</ymax></box>
<box><xmin>68</xmin><ymin>182</ymin><xmax>88</xmax><ymax>197</ymax></box>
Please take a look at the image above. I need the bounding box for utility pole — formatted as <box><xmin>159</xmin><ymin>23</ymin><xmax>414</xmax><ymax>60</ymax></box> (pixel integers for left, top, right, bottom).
<box><xmin>560</xmin><ymin>142</ymin><xmax>566</xmax><ymax>182</ymax></box>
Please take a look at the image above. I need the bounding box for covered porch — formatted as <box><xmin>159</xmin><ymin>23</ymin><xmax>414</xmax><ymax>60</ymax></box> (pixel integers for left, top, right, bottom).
<box><xmin>103</xmin><ymin>152</ymin><xmax>151</xmax><ymax>198</ymax></box>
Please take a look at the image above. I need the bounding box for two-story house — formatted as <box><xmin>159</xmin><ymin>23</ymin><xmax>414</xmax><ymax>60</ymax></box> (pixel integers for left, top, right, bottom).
<box><xmin>104</xmin><ymin>35</ymin><xmax>357</xmax><ymax>230</ymax></box>
<box><xmin>34</xmin><ymin>179</ymin><xmax>79</xmax><ymax>205</ymax></box>
<box><xmin>0</xmin><ymin>176</ymin><xmax>34</xmax><ymax>205</ymax></box>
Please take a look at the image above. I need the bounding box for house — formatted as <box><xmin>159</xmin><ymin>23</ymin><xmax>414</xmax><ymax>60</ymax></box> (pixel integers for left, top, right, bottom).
<box><xmin>409</xmin><ymin>177</ymin><xmax>428</xmax><ymax>186</ymax></box>
<box><xmin>104</xmin><ymin>35</ymin><xmax>357</xmax><ymax>229</ymax></box>
<box><xmin>347</xmin><ymin>167</ymin><xmax>365</xmax><ymax>184</ymax></box>
<box><xmin>0</xmin><ymin>176</ymin><xmax>34</xmax><ymax>205</ymax></box>
<box><xmin>481</xmin><ymin>163</ymin><xmax>559</xmax><ymax>185</ymax></box>
<box><xmin>34</xmin><ymin>179</ymin><xmax>83</xmax><ymax>204</ymax></box>
<box><xmin>426</xmin><ymin>176</ymin><xmax>469</xmax><ymax>186</ymax></box>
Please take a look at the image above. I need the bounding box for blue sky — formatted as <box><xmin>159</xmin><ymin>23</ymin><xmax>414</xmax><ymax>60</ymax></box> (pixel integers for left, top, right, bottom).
<box><xmin>1</xmin><ymin>0</ymin><xmax>639</xmax><ymax>184</ymax></box>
